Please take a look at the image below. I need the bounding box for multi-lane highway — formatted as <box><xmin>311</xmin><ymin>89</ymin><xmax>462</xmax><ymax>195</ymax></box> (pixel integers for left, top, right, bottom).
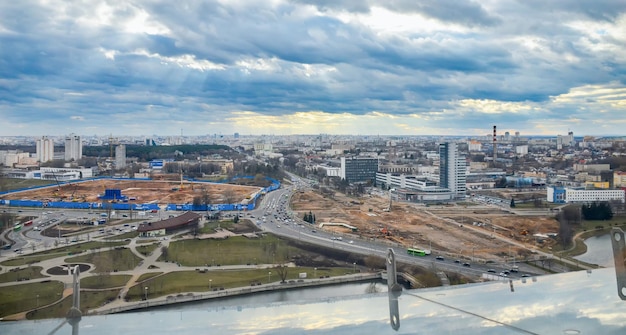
<box><xmin>245</xmin><ymin>174</ymin><xmax>541</xmax><ymax>280</ymax></box>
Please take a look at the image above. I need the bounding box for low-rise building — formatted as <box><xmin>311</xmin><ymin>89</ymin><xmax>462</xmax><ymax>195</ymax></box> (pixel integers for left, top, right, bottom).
<box><xmin>137</xmin><ymin>211</ymin><xmax>201</xmax><ymax>237</ymax></box>
<box><xmin>547</xmin><ymin>186</ymin><xmax>625</xmax><ymax>204</ymax></box>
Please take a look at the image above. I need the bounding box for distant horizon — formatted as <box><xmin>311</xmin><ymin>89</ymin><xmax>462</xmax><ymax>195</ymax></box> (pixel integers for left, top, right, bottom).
<box><xmin>1</xmin><ymin>133</ymin><xmax>625</xmax><ymax>139</ymax></box>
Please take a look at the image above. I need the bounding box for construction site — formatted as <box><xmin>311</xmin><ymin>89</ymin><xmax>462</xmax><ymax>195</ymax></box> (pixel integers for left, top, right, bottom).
<box><xmin>290</xmin><ymin>189</ymin><xmax>559</xmax><ymax>262</ymax></box>
<box><xmin>0</xmin><ymin>179</ymin><xmax>261</xmax><ymax>205</ymax></box>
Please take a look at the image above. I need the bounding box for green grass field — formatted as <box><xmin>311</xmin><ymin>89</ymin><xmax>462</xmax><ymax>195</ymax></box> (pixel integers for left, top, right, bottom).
<box><xmin>80</xmin><ymin>274</ymin><xmax>132</xmax><ymax>289</ymax></box>
<box><xmin>160</xmin><ymin>235</ymin><xmax>296</xmax><ymax>266</ymax></box>
<box><xmin>66</xmin><ymin>248</ymin><xmax>142</xmax><ymax>272</ymax></box>
<box><xmin>1</xmin><ymin>178</ymin><xmax>54</xmax><ymax>191</ymax></box>
<box><xmin>136</xmin><ymin>239</ymin><xmax>157</xmax><ymax>244</ymax></box>
<box><xmin>0</xmin><ymin>240</ymin><xmax>129</xmax><ymax>266</ymax></box>
<box><xmin>199</xmin><ymin>220</ymin><xmax>234</xmax><ymax>233</ymax></box>
<box><xmin>104</xmin><ymin>231</ymin><xmax>139</xmax><ymax>240</ymax></box>
<box><xmin>136</xmin><ymin>272</ymin><xmax>163</xmax><ymax>282</ymax></box>
<box><xmin>0</xmin><ymin>281</ymin><xmax>65</xmax><ymax>317</ymax></box>
<box><xmin>125</xmin><ymin>266</ymin><xmax>351</xmax><ymax>301</ymax></box>
<box><xmin>27</xmin><ymin>289</ymin><xmax>119</xmax><ymax>320</ymax></box>
<box><xmin>0</xmin><ymin>266</ymin><xmax>47</xmax><ymax>283</ymax></box>
<box><xmin>136</xmin><ymin>243</ymin><xmax>160</xmax><ymax>256</ymax></box>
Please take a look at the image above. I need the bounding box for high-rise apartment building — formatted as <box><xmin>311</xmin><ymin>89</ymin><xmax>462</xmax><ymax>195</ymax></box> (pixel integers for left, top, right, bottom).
<box><xmin>36</xmin><ymin>136</ymin><xmax>54</xmax><ymax>163</ymax></box>
<box><xmin>115</xmin><ymin>144</ymin><xmax>126</xmax><ymax>169</ymax></box>
<box><xmin>439</xmin><ymin>142</ymin><xmax>467</xmax><ymax>198</ymax></box>
<box><xmin>64</xmin><ymin>134</ymin><xmax>82</xmax><ymax>161</ymax></box>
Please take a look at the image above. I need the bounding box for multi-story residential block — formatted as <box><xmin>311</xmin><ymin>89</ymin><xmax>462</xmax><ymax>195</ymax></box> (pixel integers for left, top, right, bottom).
<box><xmin>439</xmin><ymin>142</ymin><xmax>467</xmax><ymax>199</ymax></box>
<box><xmin>64</xmin><ymin>134</ymin><xmax>82</xmax><ymax>161</ymax></box>
<box><xmin>36</xmin><ymin>136</ymin><xmax>54</xmax><ymax>163</ymax></box>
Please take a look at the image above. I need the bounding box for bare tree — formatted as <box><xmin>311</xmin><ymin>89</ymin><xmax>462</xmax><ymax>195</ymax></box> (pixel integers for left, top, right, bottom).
<box><xmin>557</xmin><ymin>211</ymin><xmax>574</xmax><ymax>248</ymax></box>
<box><xmin>161</xmin><ymin>246</ymin><xmax>169</xmax><ymax>261</ymax></box>
<box><xmin>363</xmin><ymin>255</ymin><xmax>385</xmax><ymax>270</ymax></box>
<box><xmin>560</xmin><ymin>205</ymin><xmax>581</xmax><ymax>225</ymax></box>
<box><xmin>274</xmin><ymin>264</ymin><xmax>289</xmax><ymax>283</ymax></box>
<box><xmin>222</xmin><ymin>189</ymin><xmax>236</xmax><ymax>204</ymax></box>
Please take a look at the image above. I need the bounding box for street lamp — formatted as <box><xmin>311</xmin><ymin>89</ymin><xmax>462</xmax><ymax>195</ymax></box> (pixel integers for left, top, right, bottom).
<box><xmin>36</xmin><ymin>294</ymin><xmax>39</xmax><ymax>308</ymax></box>
<box><xmin>314</xmin><ymin>267</ymin><xmax>317</xmax><ymax>278</ymax></box>
<box><xmin>353</xmin><ymin>262</ymin><xmax>356</xmax><ymax>273</ymax></box>
<box><xmin>144</xmin><ymin>286</ymin><xmax>148</xmax><ymax>301</ymax></box>
<box><xmin>268</xmin><ymin>271</ymin><xmax>271</xmax><ymax>283</ymax></box>
<box><xmin>209</xmin><ymin>279</ymin><xmax>212</xmax><ymax>291</ymax></box>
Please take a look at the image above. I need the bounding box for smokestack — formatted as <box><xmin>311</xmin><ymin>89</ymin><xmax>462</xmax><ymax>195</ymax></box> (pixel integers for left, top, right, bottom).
<box><xmin>493</xmin><ymin>125</ymin><xmax>498</xmax><ymax>166</ymax></box>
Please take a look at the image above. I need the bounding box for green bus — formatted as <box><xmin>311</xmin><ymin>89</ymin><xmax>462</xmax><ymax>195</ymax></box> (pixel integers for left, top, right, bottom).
<box><xmin>13</xmin><ymin>224</ymin><xmax>22</xmax><ymax>232</ymax></box>
<box><xmin>407</xmin><ymin>248</ymin><xmax>431</xmax><ymax>256</ymax></box>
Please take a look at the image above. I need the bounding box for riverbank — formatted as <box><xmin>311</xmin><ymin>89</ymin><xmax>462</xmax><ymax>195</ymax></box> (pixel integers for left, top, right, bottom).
<box><xmin>563</xmin><ymin>223</ymin><xmax>626</xmax><ymax>258</ymax></box>
<box><xmin>90</xmin><ymin>272</ymin><xmax>381</xmax><ymax>315</ymax></box>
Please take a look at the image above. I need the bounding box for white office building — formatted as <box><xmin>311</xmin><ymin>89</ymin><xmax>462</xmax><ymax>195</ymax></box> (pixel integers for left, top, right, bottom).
<box><xmin>36</xmin><ymin>136</ymin><xmax>54</xmax><ymax>163</ymax></box>
<box><xmin>64</xmin><ymin>134</ymin><xmax>82</xmax><ymax>161</ymax></box>
<box><xmin>547</xmin><ymin>186</ymin><xmax>625</xmax><ymax>203</ymax></box>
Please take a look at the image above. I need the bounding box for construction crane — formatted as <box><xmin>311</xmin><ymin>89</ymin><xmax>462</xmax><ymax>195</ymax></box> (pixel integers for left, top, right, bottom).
<box><xmin>383</xmin><ymin>188</ymin><xmax>395</xmax><ymax>212</ymax></box>
<box><xmin>50</xmin><ymin>170</ymin><xmax>65</xmax><ymax>198</ymax></box>
<box><xmin>108</xmin><ymin>134</ymin><xmax>118</xmax><ymax>159</ymax></box>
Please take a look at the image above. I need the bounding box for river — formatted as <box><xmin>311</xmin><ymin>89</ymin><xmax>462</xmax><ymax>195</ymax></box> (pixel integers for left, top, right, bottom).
<box><xmin>145</xmin><ymin>281</ymin><xmax>388</xmax><ymax>312</ymax></box>
<box><xmin>573</xmin><ymin>234</ymin><xmax>614</xmax><ymax>267</ymax></box>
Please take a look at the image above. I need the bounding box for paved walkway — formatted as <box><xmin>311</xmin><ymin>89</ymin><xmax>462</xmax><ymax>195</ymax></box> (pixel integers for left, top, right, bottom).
<box><xmin>0</xmin><ymin>228</ymin><xmax>295</xmax><ymax>320</ymax></box>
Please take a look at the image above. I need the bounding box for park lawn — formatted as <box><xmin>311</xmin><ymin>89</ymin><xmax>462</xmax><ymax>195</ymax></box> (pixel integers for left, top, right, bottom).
<box><xmin>200</xmin><ymin>220</ymin><xmax>234</xmax><ymax>232</ymax></box>
<box><xmin>576</xmin><ymin>218</ymin><xmax>626</xmax><ymax>232</ymax></box>
<box><xmin>1</xmin><ymin>253</ymin><xmax>65</xmax><ymax>267</ymax></box>
<box><xmin>81</xmin><ymin>274</ymin><xmax>132</xmax><ymax>289</ymax></box>
<box><xmin>2</xmin><ymin>178</ymin><xmax>53</xmax><ymax>191</ymax></box>
<box><xmin>161</xmin><ymin>235</ymin><xmax>297</xmax><ymax>266</ymax></box>
<box><xmin>0</xmin><ymin>281</ymin><xmax>64</xmax><ymax>318</ymax></box>
<box><xmin>136</xmin><ymin>239</ymin><xmax>157</xmax><ymax>244</ymax></box>
<box><xmin>136</xmin><ymin>272</ymin><xmax>163</xmax><ymax>282</ymax></box>
<box><xmin>104</xmin><ymin>231</ymin><xmax>139</xmax><ymax>240</ymax></box>
<box><xmin>0</xmin><ymin>240</ymin><xmax>129</xmax><ymax>266</ymax></box>
<box><xmin>27</xmin><ymin>289</ymin><xmax>119</xmax><ymax>320</ymax></box>
<box><xmin>136</xmin><ymin>243</ymin><xmax>160</xmax><ymax>256</ymax></box>
<box><xmin>125</xmin><ymin>267</ymin><xmax>352</xmax><ymax>301</ymax></box>
<box><xmin>66</xmin><ymin>248</ymin><xmax>142</xmax><ymax>272</ymax></box>
<box><xmin>0</xmin><ymin>266</ymin><xmax>47</xmax><ymax>283</ymax></box>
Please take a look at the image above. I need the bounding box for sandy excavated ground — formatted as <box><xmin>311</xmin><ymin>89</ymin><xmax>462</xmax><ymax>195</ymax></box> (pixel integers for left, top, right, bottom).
<box><xmin>291</xmin><ymin>190</ymin><xmax>559</xmax><ymax>261</ymax></box>
<box><xmin>2</xmin><ymin>179</ymin><xmax>261</xmax><ymax>205</ymax></box>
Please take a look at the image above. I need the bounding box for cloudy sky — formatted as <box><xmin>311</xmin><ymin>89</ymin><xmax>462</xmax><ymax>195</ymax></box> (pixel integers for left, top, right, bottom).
<box><xmin>1</xmin><ymin>1</ymin><xmax>625</xmax><ymax>137</ymax></box>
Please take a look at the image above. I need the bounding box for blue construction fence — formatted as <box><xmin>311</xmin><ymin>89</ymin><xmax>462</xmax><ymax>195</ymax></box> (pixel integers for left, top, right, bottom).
<box><xmin>165</xmin><ymin>176</ymin><xmax>281</xmax><ymax>211</ymax></box>
<box><xmin>0</xmin><ymin>176</ymin><xmax>280</xmax><ymax>212</ymax></box>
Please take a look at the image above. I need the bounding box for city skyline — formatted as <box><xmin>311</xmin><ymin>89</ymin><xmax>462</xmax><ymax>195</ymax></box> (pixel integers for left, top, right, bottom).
<box><xmin>1</xmin><ymin>1</ymin><xmax>625</xmax><ymax>136</ymax></box>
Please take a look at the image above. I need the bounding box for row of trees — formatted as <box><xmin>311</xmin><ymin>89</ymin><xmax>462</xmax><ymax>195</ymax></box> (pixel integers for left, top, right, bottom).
<box><xmin>581</xmin><ymin>202</ymin><xmax>613</xmax><ymax>220</ymax></box>
<box><xmin>162</xmin><ymin>162</ymin><xmax>225</xmax><ymax>178</ymax></box>
<box><xmin>556</xmin><ymin>202</ymin><xmax>615</xmax><ymax>248</ymax></box>
<box><xmin>303</xmin><ymin>211</ymin><xmax>316</xmax><ymax>224</ymax></box>
<box><xmin>82</xmin><ymin>144</ymin><xmax>233</xmax><ymax>162</ymax></box>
